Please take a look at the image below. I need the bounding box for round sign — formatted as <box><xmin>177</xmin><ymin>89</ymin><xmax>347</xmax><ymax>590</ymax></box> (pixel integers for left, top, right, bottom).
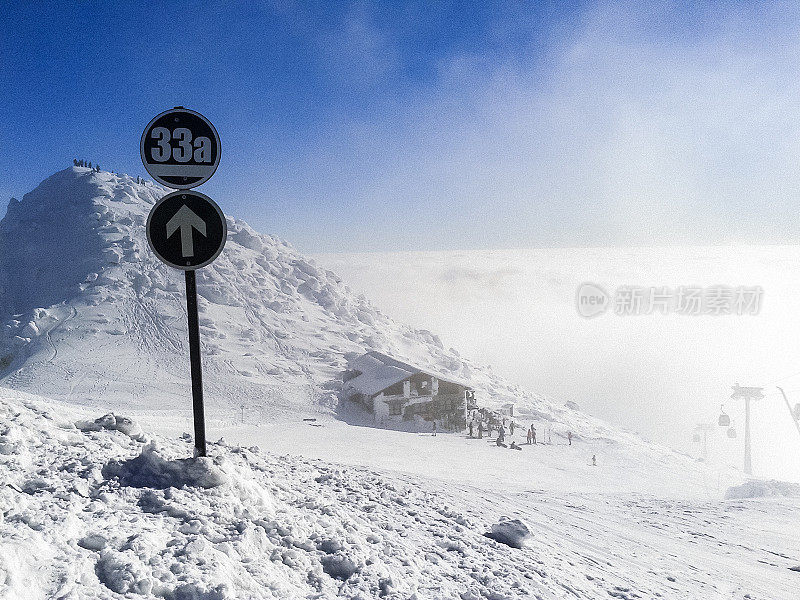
<box><xmin>147</xmin><ymin>191</ymin><xmax>227</xmax><ymax>270</ymax></box>
<box><xmin>140</xmin><ymin>108</ymin><xmax>221</xmax><ymax>189</ymax></box>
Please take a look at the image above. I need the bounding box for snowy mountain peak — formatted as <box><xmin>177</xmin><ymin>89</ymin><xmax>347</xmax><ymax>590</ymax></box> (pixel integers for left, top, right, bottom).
<box><xmin>0</xmin><ymin>167</ymin><xmax>507</xmax><ymax>419</ymax></box>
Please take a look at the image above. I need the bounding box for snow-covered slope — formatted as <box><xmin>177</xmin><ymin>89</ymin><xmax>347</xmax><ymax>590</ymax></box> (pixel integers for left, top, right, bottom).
<box><xmin>0</xmin><ymin>167</ymin><xmax>744</xmax><ymax>496</ymax></box>
<box><xmin>0</xmin><ymin>168</ymin><xmax>635</xmax><ymax>433</ymax></box>
<box><xmin>3</xmin><ymin>389</ymin><xmax>799</xmax><ymax>600</ymax></box>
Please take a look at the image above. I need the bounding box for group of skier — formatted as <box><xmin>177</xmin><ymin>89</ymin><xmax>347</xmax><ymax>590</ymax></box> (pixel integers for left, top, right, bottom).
<box><xmin>467</xmin><ymin>417</ymin><xmax>545</xmax><ymax>443</ymax></box>
<box><xmin>463</xmin><ymin>417</ymin><xmax>596</xmax><ymax>464</ymax></box>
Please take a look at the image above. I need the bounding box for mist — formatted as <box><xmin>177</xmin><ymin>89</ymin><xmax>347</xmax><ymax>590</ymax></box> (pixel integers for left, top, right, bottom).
<box><xmin>295</xmin><ymin>3</ymin><xmax>800</xmax><ymax>481</ymax></box>
<box><xmin>316</xmin><ymin>245</ymin><xmax>800</xmax><ymax>483</ymax></box>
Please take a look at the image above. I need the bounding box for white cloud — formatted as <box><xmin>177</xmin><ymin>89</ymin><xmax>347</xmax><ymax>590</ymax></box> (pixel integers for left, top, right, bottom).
<box><xmin>285</xmin><ymin>1</ymin><xmax>800</xmax><ymax>252</ymax></box>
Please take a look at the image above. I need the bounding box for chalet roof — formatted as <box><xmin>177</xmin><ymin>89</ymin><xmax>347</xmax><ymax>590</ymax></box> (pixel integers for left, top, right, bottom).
<box><xmin>346</xmin><ymin>351</ymin><xmax>471</xmax><ymax>397</ymax></box>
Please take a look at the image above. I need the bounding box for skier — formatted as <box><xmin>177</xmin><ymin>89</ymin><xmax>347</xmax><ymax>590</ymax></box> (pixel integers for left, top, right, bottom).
<box><xmin>432</xmin><ymin>421</ymin><xmax>437</xmax><ymax>437</ymax></box>
<box><xmin>567</xmin><ymin>431</ymin><xmax>572</xmax><ymax>445</ymax></box>
<box><xmin>526</xmin><ymin>427</ymin><xmax>532</xmax><ymax>445</ymax></box>
<box><xmin>478</xmin><ymin>421</ymin><xmax>483</xmax><ymax>439</ymax></box>
<box><xmin>496</xmin><ymin>426</ymin><xmax>507</xmax><ymax>448</ymax></box>
<box><xmin>591</xmin><ymin>454</ymin><xmax>597</xmax><ymax>466</ymax></box>
<box><xmin>468</xmin><ymin>420</ymin><xmax>474</xmax><ymax>438</ymax></box>
<box><xmin>531</xmin><ymin>426</ymin><xmax>536</xmax><ymax>445</ymax></box>
<box><xmin>510</xmin><ymin>440</ymin><xmax>522</xmax><ymax>450</ymax></box>
<box><xmin>510</xmin><ymin>421</ymin><xmax>515</xmax><ymax>436</ymax></box>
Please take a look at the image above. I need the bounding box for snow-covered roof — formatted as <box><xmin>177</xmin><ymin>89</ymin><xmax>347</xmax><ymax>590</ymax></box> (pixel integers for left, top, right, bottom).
<box><xmin>346</xmin><ymin>351</ymin><xmax>470</xmax><ymax>397</ymax></box>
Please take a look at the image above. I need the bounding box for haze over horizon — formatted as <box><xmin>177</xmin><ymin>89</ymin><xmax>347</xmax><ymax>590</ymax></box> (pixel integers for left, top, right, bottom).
<box><xmin>316</xmin><ymin>244</ymin><xmax>800</xmax><ymax>483</ymax></box>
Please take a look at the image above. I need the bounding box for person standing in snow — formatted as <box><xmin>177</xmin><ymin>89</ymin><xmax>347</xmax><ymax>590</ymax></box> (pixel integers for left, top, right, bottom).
<box><xmin>510</xmin><ymin>421</ymin><xmax>515</xmax><ymax>436</ymax></box>
<box><xmin>592</xmin><ymin>455</ymin><xmax>597</xmax><ymax>466</ymax></box>
<box><xmin>478</xmin><ymin>421</ymin><xmax>483</xmax><ymax>439</ymax></box>
<box><xmin>567</xmin><ymin>431</ymin><xmax>572</xmax><ymax>445</ymax></box>
<box><xmin>432</xmin><ymin>421</ymin><xmax>437</xmax><ymax>437</ymax></box>
<box><xmin>496</xmin><ymin>426</ymin><xmax>507</xmax><ymax>448</ymax></box>
<box><xmin>526</xmin><ymin>427</ymin><xmax>532</xmax><ymax>445</ymax></box>
<box><xmin>469</xmin><ymin>420</ymin><xmax>474</xmax><ymax>438</ymax></box>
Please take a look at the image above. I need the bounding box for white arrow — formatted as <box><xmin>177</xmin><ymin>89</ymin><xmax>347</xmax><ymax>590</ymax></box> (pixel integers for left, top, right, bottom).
<box><xmin>166</xmin><ymin>204</ymin><xmax>207</xmax><ymax>258</ymax></box>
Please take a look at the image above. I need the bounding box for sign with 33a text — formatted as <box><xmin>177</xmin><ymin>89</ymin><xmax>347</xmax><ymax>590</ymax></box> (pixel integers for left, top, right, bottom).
<box><xmin>140</xmin><ymin>108</ymin><xmax>221</xmax><ymax>189</ymax></box>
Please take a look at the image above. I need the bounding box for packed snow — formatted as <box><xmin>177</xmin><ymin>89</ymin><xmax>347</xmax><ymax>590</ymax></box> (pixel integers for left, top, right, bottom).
<box><xmin>1</xmin><ymin>167</ymin><xmax>799</xmax><ymax>599</ymax></box>
<box><xmin>3</xmin><ymin>389</ymin><xmax>800</xmax><ymax>599</ymax></box>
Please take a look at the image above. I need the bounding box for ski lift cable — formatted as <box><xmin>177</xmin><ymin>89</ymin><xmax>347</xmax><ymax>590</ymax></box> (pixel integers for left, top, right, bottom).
<box><xmin>764</xmin><ymin>370</ymin><xmax>800</xmax><ymax>386</ymax></box>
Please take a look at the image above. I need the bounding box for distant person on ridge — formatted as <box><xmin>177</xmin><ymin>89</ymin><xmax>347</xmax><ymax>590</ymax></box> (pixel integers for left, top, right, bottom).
<box><xmin>592</xmin><ymin>454</ymin><xmax>597</xmax><ymax>466</ymax></box>
<box><xmin>567</xmin><ymin>431</ymin><xmax>572</xmax><ymax>445</ymax></box>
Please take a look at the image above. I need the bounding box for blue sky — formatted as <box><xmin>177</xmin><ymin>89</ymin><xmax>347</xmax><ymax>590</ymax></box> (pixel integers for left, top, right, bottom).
<box><xmin>2</xmin><ymin>1</ymin><xmax>800</xmax><ymax>253</ymax></box>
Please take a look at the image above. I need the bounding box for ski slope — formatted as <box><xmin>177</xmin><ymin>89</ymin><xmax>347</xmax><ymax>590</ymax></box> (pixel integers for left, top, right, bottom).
<box><xmin>2</xmin><ymin>389</ymin><xmax>799</xmax><ymax>600</ymax></box>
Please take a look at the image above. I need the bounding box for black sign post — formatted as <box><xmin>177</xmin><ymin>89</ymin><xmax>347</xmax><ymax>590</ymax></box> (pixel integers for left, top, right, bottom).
<box><xmin>142</xmin><ymin>108</ymin><xmax>224</xmax><ymax>458</ymax></box>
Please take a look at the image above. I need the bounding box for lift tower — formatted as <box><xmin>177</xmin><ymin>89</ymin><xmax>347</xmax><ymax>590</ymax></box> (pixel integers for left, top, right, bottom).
<box><xmin>730</xmin><ymin>385</ymin><xmax>764</xmax><ymax>475</ymax></box>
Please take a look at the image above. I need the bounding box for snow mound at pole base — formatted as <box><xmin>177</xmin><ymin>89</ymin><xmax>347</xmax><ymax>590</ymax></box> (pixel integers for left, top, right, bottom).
<box><xmin>102</xmin><ymin>443</ymin><xmax>226</xmax><ymax>489</ymax></box>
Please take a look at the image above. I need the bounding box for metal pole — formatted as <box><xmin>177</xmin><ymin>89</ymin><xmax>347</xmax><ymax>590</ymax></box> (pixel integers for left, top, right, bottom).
<box><xmin>185</xmin><ymin>269</ymin><xmax>206</xmax><ymax>457</ymax></box>
<box><xmin>744</xmin><ymin>396</ymin><xmax>752</xmax><ymax>475</ymax></box>
<box><xmin>776</xmin><ymin>387</ymin><xmax>800</xmax><ymax>439</ymax></box>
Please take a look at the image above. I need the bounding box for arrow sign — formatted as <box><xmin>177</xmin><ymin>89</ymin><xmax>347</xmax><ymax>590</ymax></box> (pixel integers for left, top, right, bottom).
<box><xmin>146</xmin><ymin>191</ymin><xmax>226</xmax><ymax>270</ymax></box>
<box><xmin>166</xmin><ymin>205</ymin><xmax>207</xmax><ymax>258</ymax></box>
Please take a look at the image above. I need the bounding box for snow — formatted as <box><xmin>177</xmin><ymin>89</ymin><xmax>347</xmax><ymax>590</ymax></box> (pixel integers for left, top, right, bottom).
<box><xmin>1</xmin><ymin>167</ymin><xmax>799</xmax><ymax>598</ymax></box>
<box><xmin>725</xmin><ymin>479</ymin><xmax>800</xmax><ymax>499</ymax></box>
<box><xmin>2</xmin><ymin>389</ymin><xmax>800</xmax><ymax>599</ymax></box>
<box><xmin>102</xmin><ymin>442</ymin><xmax>227</xmax><ymax>489</ymax></box>
<box><xmin>0</xmin><ymin>167</ymin><xmax>719</xmax><ymax>481</ymax></box>
<box><xmin>485</xmin><ymin>519</ymin><xmax>531</xmax><ymax>549</ymax></box>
